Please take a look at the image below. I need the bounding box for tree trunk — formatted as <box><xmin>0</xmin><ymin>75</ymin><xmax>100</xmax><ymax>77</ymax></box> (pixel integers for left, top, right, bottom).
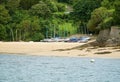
<box><xmin>19</xmin><ymin>30</ymin><xmax>21</xmax><ymax>41</ymax></box>
<box><xmin>16</xmin><ymin>29</ymin><xmax>18</xmax><ymax>41</ymax></box>
<box><xmin>10</xmin><ymin>29</ymin><xmax>14</xmax><ymax>41</ymax></box>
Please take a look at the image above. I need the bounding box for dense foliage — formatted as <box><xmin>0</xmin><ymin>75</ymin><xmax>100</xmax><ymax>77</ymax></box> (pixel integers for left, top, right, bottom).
<box><xmin>0</xmin><ymin>0</ymin><xmax>74</xmax><ymax>41</ymax></box>
<box><xmin>87</xmin><ymin>7</ymin><xmax>114</xmax><ymax>31</ymax></box>
<box><xmin>87</xmin><ymin>0</ymin><xmax>120</xmax><ymax>33</ymax></box>
<box><xmin>0</xmin><ymin>0</ymin><xmax>119</xmax><ymax>41</ymax></box>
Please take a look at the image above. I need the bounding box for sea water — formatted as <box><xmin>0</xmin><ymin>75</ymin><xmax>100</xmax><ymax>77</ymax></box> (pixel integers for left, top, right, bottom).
<box><xmin>0</xmin><ymin>54</ymin><xmax>120</xmax><ymax>82</ymax></box>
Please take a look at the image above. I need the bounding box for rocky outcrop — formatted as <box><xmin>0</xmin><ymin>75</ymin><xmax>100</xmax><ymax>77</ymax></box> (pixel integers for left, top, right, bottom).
<box><xmin>106</xmin><ymin>26</ymin><xmax>120</xmax><ymax>46</ymax></box>
<box><xmin>96</xmin><ymin>29</ymin><xmax>110</xmax><ymax>47</ymax></box>
<box><xmin>96</xmin><ymin>26</ymin><xmax>120</xmax><ymax>47</ymax></box>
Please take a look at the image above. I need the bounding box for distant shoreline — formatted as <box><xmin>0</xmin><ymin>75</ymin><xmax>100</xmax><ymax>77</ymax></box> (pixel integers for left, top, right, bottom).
<box><xmin>0</xmin><ymin>42</ymin><xmax>120</xmax><ymax>58</ymax></box>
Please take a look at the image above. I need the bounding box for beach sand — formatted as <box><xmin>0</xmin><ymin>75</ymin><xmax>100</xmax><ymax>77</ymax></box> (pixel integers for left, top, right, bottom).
<box><xmin>0</xmin><ymin>42</ymin><xmax>120</xmax><ymax>58</ymax></box>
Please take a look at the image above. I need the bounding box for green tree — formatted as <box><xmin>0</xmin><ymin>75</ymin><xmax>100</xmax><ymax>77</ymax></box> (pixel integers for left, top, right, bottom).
<box><xmin>57</xmin><ymin>0</ymin><xmax>78</xmax><ymax>5</ymax></box>
<box><xmin>113</xmin><ymin>0</ymin><xmax>120</xmax><ymax>25</ymax></box>
<box><xmin>19</xmin><ymin>0</ymin><xmax>40</xmax><ymax>10</ymax></box>
<box><xmin>0</xmin><ymin>5</ymin><xmax>10</xmax><ymax>41</ymax></box>
<box><xmin>29</xmin><ymin>17</ymin><xmax>44</xmax><ymax>41</ymax></box>
<box><xmin>0</xmin><ymin>0</ymin><xmax>82</xmax><ymax>41</ymax></box>
<box><xmin>0</xmin><ymin>0</ymin><xmax>8</xmax><ymax>4</ymax></box>
<box><xmin>0</xmin><ymin>5</ymin><xmax>11</xmax><ymax>24</ymax></box>
<box><xmin>7</xmin><ymin>10</ymin><xmax>30</xmax><ymax>41</ymax></box>
<box><xmin>17</xmin><ymin>16</ymin><xmax>44</xmax><ymax>41</ymax></box>
<box><xmin>0</xmin><ymin>24</ymin><xmax>7</xmax><ymax>40</ymax></box>
<box><xmin>87</xmin><ymin>7</ymin><xmax>114</xmax><ymax>32</ymax></box>
<box><xmin>6</xmin><ymin>0</ymin><xmax>20</xmax><ymax>14</ymax></box>
<box><xmin>73</xmin><ymin>0</ymin><xmax>102</xmax><ymax>22</ymax></box>
<box><xmin>71</xmin><ymin>0</ymin><xmax>102</xmax><ymax>34</ymax></box>
<box><xmin>59</xmin><ymin>23</ymin><xmax>77</xmax><ymax>37</ymax></box>
<box><xmin>44</xmin><ymin>0</ymin><xmax>58</xmax><ymax>12</ymax></box>
<box><xmin>101</xmin><ymin>0</ymin><xmax>116</xmax><ymax>9</ymax></box>
<box><xmin>19</xmin><ymin>19</ymin><xmax>31</xmax><ymax>41</ymax></box>
<box><xmin>30</xmin><ymin>1</ymin><xmax>51</xmax><ymax>19</ymax></box>
<box><xmin>56</xmin><ymin>2</ymin><xmax>66</xmax><ymax>12</ymax></box>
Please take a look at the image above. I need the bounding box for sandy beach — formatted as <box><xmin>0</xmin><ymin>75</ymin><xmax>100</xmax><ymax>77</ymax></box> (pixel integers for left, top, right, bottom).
<box><xmin>0</xmin><ymin>42</ymin><xmax>120</xmax><ymax>58</ymax></box>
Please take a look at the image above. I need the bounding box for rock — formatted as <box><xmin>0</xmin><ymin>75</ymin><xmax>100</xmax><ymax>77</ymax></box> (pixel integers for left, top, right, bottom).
<box><xmin>106</xmin><ymin>26</ymin><xmax>120</xmax><ymax>46</ymax></box>
<box><xmin>96</xmin><ymin>26</ymin><xmax>120</xmax><ymax>47</ymax></box>
<box><xmin>96</xmin><ymin>29</ymin><xmax>110</xmax><ymax>47</ymax></box>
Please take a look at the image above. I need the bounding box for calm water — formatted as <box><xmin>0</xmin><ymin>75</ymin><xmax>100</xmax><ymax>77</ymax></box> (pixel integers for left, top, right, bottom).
<box><xmin>0</xmin><ymin>54</ymin><xmax>120</xmax><ymax>82</ymax></box>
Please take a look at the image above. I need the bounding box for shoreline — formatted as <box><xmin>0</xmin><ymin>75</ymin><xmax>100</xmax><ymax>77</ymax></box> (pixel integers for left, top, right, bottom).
<box><xmin>0</xmin><ymin>42</ymin><xmax>120</xmax><ymax>58</ymax></box>
<box><xmin>1</xmin><ymin>52</ymin><xmax>120</xmax><ymax>59</ymax></box>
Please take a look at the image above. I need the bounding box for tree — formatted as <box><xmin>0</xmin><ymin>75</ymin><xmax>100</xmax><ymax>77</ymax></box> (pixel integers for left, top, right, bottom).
<box><xmin>71</xmin><ymin>0</ymin><xmax>102</xmax><ymax>34</ymax></box>
<box><xmin>0</xmin><ymin>5</ymin><xmax>11</xmax><ymax>24</ymax></box>
<box><xmin>19</xmin><ymin>0</ymin><xmax>39</xmax><ymax>10</ymax></box>
<box><xmin>17</xmin><ymin>16</ymin><xmax>44</xmax><ymax>41</ymax></box>
<box><xmin>56</xmin><ymin>2</ymin><xmax>66</xmax><ymax>12</ymax></box>
<box><xmin>59</xmin><ymin>23</ymin><xmax>77</xmax><ymax>37</ymax></box>
<box><xmin>73</xmin><ymin>0</ymin><xmax>102</xmax><ymax>22</ymax></box>
<box><xmin>0</xmin><ymin>24</ymin><xmax>7</xmax><ymax>40</ymax></box>
<box><xmin>30</xmin><ymin>1</ymin><xmax>51</xmax><ymax>19</ymax></box>
<box><xmin>101</xmin><ymin>0</ymin><xmax>116</xmax><ymax>9</ymax></box>
<box><xmin>113</xmin><ymin>0</ymin><xmax>120</xmax><ymax>25</ymax></box>
<box><xmin>44</xmin><ymin>0</ymin><xmax>58</xmax><ymax>12</ymax></box>
<box><xmin>57</xmin><ymin>0</ymin><xmax>78</xmax><ymax>5</ymax></box>
<box><xmin>7</xmin><ymin>10</ymin><xmax>30</xmax><ymax>41</ymax></box>
<box><xmin>0</xmin><ymin>0</ymin><xmax>84</xmax><ymax>41</ymax></box>
<box><xmin>0</xmin><ymin>0</ymin><xmax>8</xmax><ymax>4</ymax></box>
<box><xmin>29</xmin><ymin>17</ymin><xmax>44</xmax><ymax>41</ymax></box>
<box><xmin>0</xmin><ymin>5</ymin><xmax>10</xmax><ymax>41</ymax></box>
<box><xmin>87</xmin><ymin>7</ymin><xmax>114</xmax><ymax>32</ymax></box>
<box><xmin>6</xmin><ymin>0</ymin><xmax>20</xmax><ymax>14</ymax></box>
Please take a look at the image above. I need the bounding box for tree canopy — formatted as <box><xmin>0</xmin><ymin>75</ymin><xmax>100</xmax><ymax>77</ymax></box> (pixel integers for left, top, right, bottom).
<box><xmin>0</xmin><ymin>0</ymin><xmax>119</xmax><ymax>41</ymax></box>
<box><xmin>87</xmin><ymin>7</ymin><xmax>114</xmax><ymax>31</ymax></box>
